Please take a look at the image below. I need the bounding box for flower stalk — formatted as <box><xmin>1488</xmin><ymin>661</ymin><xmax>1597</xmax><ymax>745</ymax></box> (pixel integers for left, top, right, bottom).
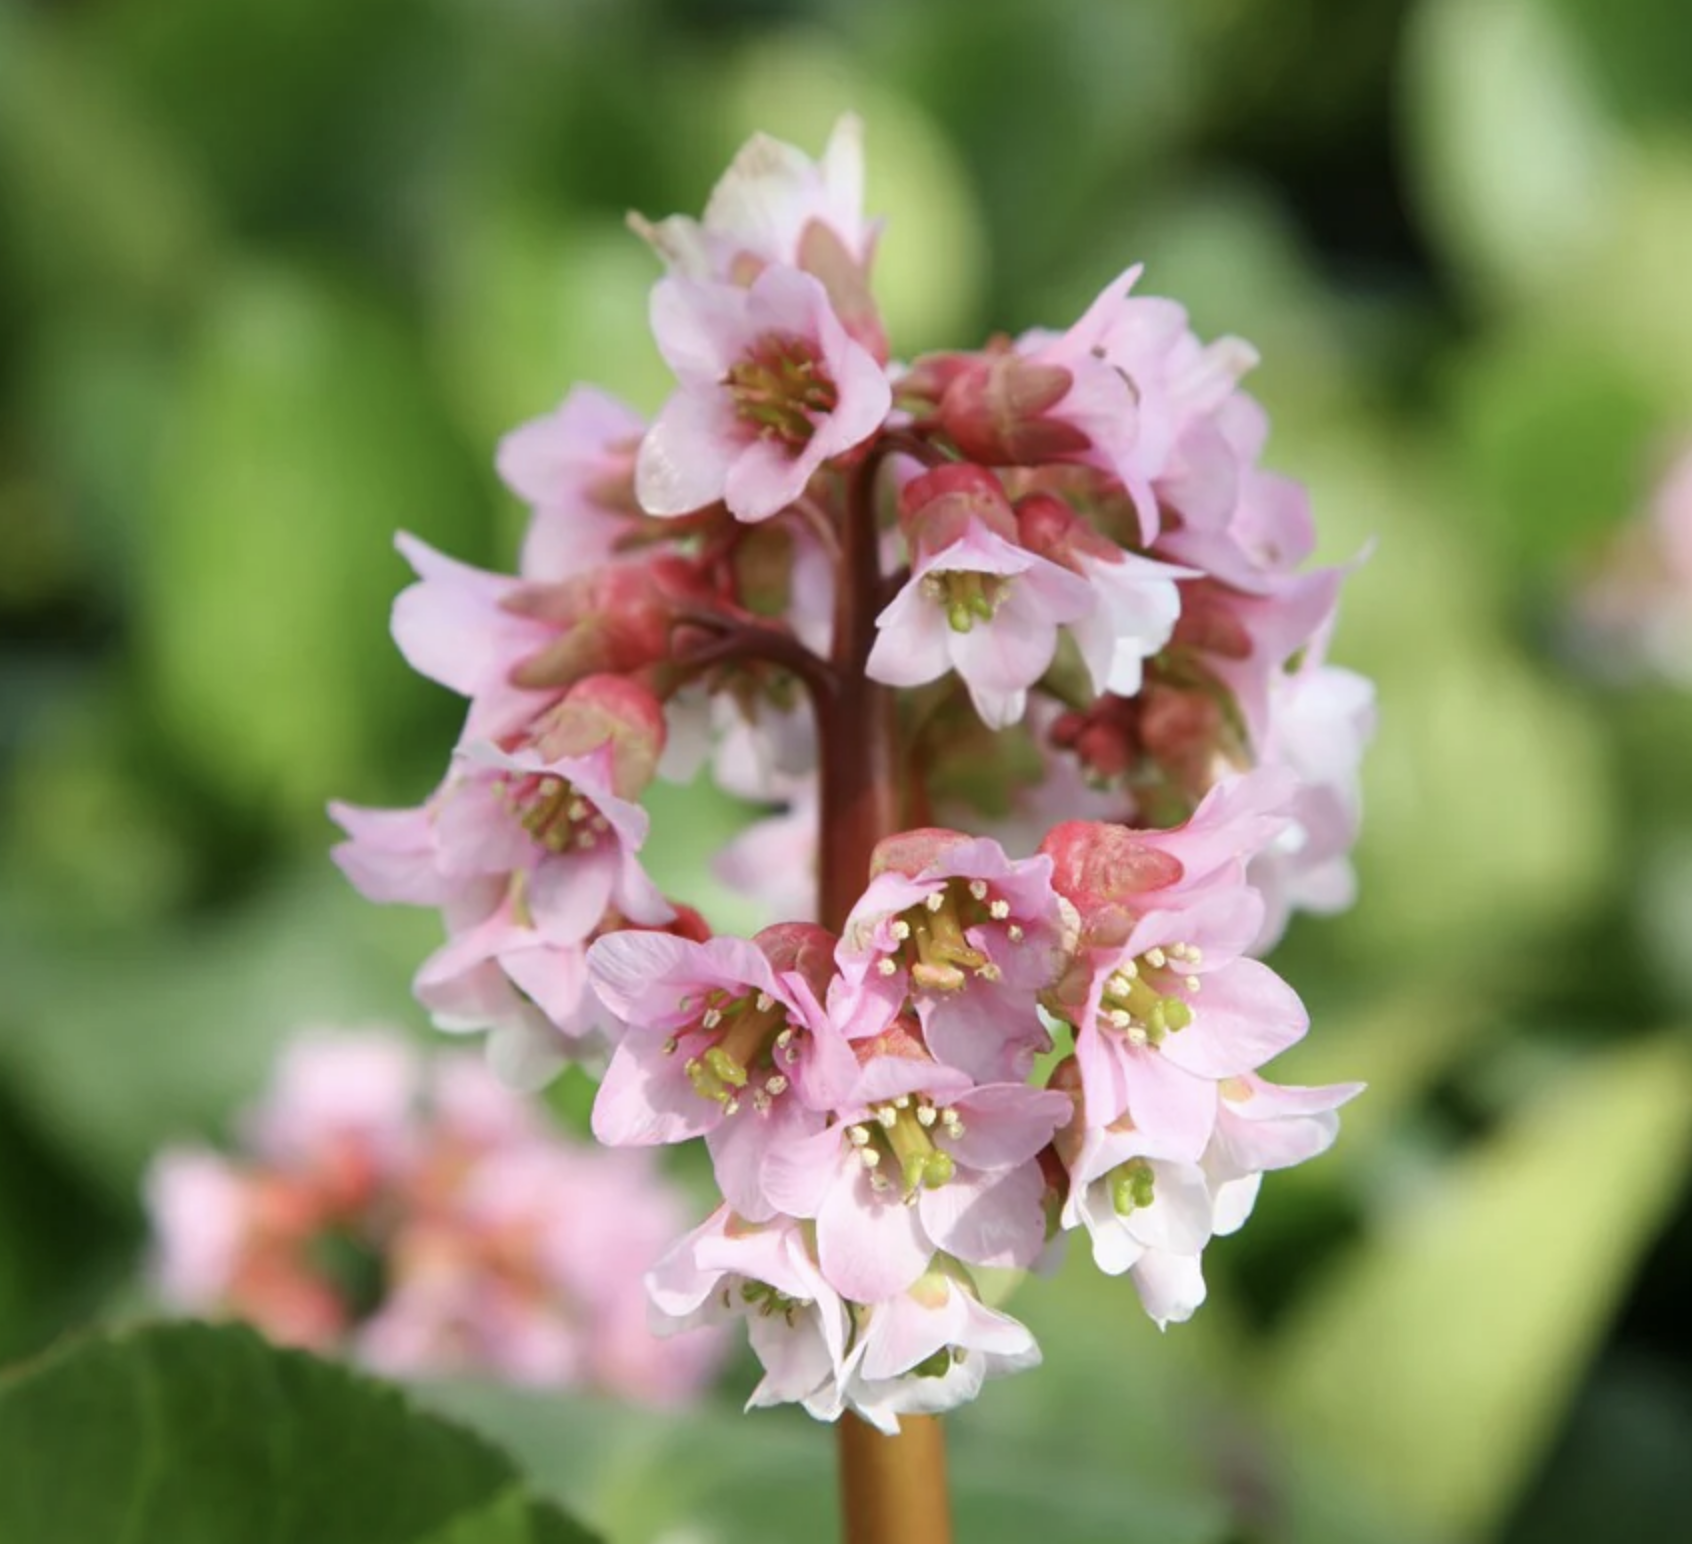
<box><xmin>821</xmin><ymin>449</ymin><xmax>952</xmax><ymax>1541</ymax></box>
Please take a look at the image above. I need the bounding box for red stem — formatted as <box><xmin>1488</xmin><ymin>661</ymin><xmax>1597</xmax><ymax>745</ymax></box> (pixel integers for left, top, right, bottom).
<box><xmin>817</xmin><ymin>447</ymin><xmax>954</xmax><ymax>1544</ymax></box>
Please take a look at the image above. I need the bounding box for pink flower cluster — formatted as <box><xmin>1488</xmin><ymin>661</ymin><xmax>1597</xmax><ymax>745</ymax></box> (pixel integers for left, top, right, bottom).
<box><xmin>144</xmin><ymin>1029</ymin><xmax>725</xmax><ymax>1403</ymax></box>
<box><xmin>330</xmin><ymin>118</ymin><xmax>1368</xmax><ymax>1428</ymax></box>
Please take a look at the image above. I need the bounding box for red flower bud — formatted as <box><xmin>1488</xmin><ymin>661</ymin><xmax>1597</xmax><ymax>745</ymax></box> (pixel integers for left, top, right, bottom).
<box><xmin>938</xmin><ymin>353</ymin><xmax>1092</xmax><ymax>465</ymax></box>
<box><xmin>896</xmin><ymin>464</ymin><xmax>1018</xmax><ymax>557</ymax></box>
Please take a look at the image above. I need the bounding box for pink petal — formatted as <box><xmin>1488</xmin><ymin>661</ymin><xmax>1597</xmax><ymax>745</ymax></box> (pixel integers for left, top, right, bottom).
<box><xmin>1159</xmin><ymin>958</ymin><xmax>1307</xmax><ymax>1080</ymax></box>
<box><xmin>942</xmin><ymin>1085</ymin><xmax>1070</xmax><ymax>1171</ymax></box>
<box><xmin>635</xmin><ymin>388</ymin><xmax>735</xmax><ymax>517</ymax></box>
<box><xmin>919</xmin><ymin>1163</ymin><xmax>1047</xmax><ymax>1271</ymax></box>
<box><xmin>817</xmin><ymin>1169</ymin><xmax>933</xmax><ymax>1302</ymax></box>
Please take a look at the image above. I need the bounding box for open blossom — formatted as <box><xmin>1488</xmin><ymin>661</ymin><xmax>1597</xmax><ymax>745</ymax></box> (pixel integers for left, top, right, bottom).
<box><xmin>647</xmin><ymin>1206</ymin><xmax>1039</xmax><ymax>1432</ymax></box>
<box><xmin>326</xmin><ymin>116</ymin><xmax>1369</xmax><ymax>1430</ymax></box>
<box><xmin>147</xmin><ymin>1030</ymin><xmax>726</xmax><ymax>1402</ymax></box>
<box><xmin>763</xmin><ymin>1022</ymin><xmax>1069</xmax><ymax>1303</ymax></box>
<box><xmin>835</xmin><ymin>829</ymin><xmax>1073</xmax><ymax>1083</ymax></box>
<box><xmin>843</xmin><ymin>1266</ymin><xmax>1040</xmax><ymax>1432</ymax></box>
<box><xmin>333</xmin><ymin>736</ymin><xmax>669</xmax><ymax>943</ymax></box>
<box><xmin>589</xmin><ymin>924</ymin><xmax>856</xmax><ymax>1217</ymax></box>
<box><xmin>648</xmin><ymin>1208</ymin><xmax>856</xmax><ymax>1421</ymax></box>
<box><xmin>637</xmin><ymin>265</ymin><xmax>891</xmax><ymax>522</ymax></box>
<box><xmin>632</xmin><ymin>114</ymin><xmax>884</xmax><ymax>359</ymax></box>
<box><xmin>869</xmin><ymin>512</ymin><xmax>1095</xmax><ymax>729</ymax></box>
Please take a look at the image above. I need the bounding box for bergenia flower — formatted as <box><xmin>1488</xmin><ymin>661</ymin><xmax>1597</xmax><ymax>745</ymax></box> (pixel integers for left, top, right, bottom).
<box><xmin>637</xmin><ymin>265</ymin><xmax>891</xmax><ymax>522</ymax></box>
<box><xmin>868</xmin><ymin>517</ymin><xmax>1094</xmax><ymax>729</ymax></box>
<box><xmin>647</xmin><ymin>1207</ymin><xmax>857</xmax><ymax>1422</ymax></box>
<box><xmin>835</xmin><ymin>829</ymin><xmax>1073</xmax><ymax>1083</ymax></box>
<box><xmin>147</xmin><ymin>1030</ymin><xmax>727</xmax><ymax>1404</ymax></box>
<box><xmin>763</xmin><ymin>1024</ymin><xmax>1069</xmax><ymax>1302</ymax></box>
<box><xmin>323</xmin><ymin>115</ymin><xmax>1371</xmax><ymax>1442</ymax></box>
<box><xmin>589</xmin><ymin>923</ymin><xmax>856</xmax><ymax>1218</ymax></box>
<box><xmin>843</xmin><ymin>1265</ymin><xmax>1042</xmax><ymax>1433</ymax></box>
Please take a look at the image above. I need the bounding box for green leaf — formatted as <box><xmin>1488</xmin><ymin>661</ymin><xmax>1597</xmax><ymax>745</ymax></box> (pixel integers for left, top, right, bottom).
<box><xmin>139</xmin><ymin>264</ymin><xmax>483</xmax><ymax>828</ymax></box>
<box><xmin>1261</xmin><ymin>1035</ymin><xmax>1692</xmax><ymax>1540</ymax></box>
<box><xmin>1452</xmin><ymin>337</ymin><xmax>1664</xmax><ymax>578</ymax></box>
<box><xmin>0</xmin><ymin>6</ymin><xmax>218</xmax><ymax>313</ymax></box>
<box><xmin>0</xmin><ymin>1321</ymin><xmax>599</xmax><ymax>1544</ymax></box>
<box><xmin>0</xmin><ymin>867</ymin><xmax>440</xmax><ymax>1197</ymax></box>
<box><xmin>1402</xmin><ymin>0</ymin><xmax>1622</xmax><ymax>310</ymax></box>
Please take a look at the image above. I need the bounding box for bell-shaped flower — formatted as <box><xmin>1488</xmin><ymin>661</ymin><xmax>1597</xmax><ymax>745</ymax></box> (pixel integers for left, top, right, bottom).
<box><xmin>762</xmin><ymin>1028</ymin><xmax>1069</xmax><ymax>1303</ymax></box>
<box><xmin>1058</xmin><ymin>1120</ymin><xmax>1214</xmax><ymax>1327</ymax></box>
<box><xmin>835</xmin><ymin>830</ymin><xmax>1074</xmax><ymax>1083</ymax></box>
<box><xmin>844</xmin><ymin>1264</ymin><xmax>1042</xmax><ymax>1432</ymax></box>
<box><xmin>588</xmin><ymin>924</ymin><xmax>856</xmax><ymax>1219</ymax></box>
<box><xmin>646</xmin><ymin>1207</ymin><xmax>858</xmax><ymax>1422</ymax></box>
<box><xmin>868</xmin><ymin>517</ymin><xmax>1094</xmax><ymax>729</ymax></box>
<box><xmin>637</xmin><ymin>266</ymin><xmax>890</xmax><ymax>523</ymax></box>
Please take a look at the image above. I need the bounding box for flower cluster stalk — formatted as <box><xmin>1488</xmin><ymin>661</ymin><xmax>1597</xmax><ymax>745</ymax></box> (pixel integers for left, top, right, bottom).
<box><xmin>821</xmin><ymin>451</ymin><xmax>952</xmax><ymax>1539</ymax></box>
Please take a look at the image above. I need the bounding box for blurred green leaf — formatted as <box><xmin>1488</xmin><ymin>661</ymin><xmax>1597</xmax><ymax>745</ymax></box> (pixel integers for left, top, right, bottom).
<box><xmin>78</xmin><ymin>0</ymin><xmax>421</xmax><ymax>240</ymax></box>
<box><xmin>0</xmin><ymin>5</ymin><xmax>217</xmax><ymax>313</ymax></box>
<box><xmin>0</xmin><ymin>1322</ymin><xmax>598</xmax><ymax>1544</ymax></box>
<box><xmin>0</xmin><ymin>867</ymin><xmax>440</xmax><ymax>1197</ymax></box>
<box><xmin>1501</xmin><ymin>1350</ymin><xmax>1692</xmax><ymax>1544</ymax></box>
<box><xmin>1543</xmin><ymin>0</ymin><xmax>1692</xmax><ymax>130</ymax></box>
<box><xmin>1262</xmin><ymin>1035</ymin><xmax>1692</xmax><ymax>1540</ymax></box>
<box><xmin>1450</xmin><ymin>335</ymin><xmax>1663</xmax><ymax>578</ymax></box>
<box><xmin>140</xmin><ymin>264</ymin><xmax>483</xmax><ymax>827</ymax></box>
<box><xmin>1403</xmin><ymin>0</ymin><xmax>1622</xmax><ymax>308</ymax></box>
<box><xmin>428</xmin><ymin>205</ymin><xmax>670</xmax><ymax>456</ymax></box>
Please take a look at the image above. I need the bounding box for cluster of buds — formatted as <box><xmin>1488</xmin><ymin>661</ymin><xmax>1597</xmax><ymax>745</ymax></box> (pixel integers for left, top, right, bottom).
<box><xmin>330</xmin><ymin>118</ymin><xmax>1370</xmax><ymax>1428</ymax></box>
<box><xmin>144</xmin><ymin>1030</ymin><xmax>724</xmax><ymax>1403</ymax></box>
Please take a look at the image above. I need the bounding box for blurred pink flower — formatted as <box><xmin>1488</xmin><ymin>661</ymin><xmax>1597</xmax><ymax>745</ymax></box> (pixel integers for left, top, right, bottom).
<box><xmin>145</xmin><ymin>1029</ymin><xmax>727</xmax><ymax>1404</ymax></box>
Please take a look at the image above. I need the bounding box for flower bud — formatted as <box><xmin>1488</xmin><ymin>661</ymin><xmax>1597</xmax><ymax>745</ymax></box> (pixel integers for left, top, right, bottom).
<box><xmin>938</xmin><ymin>352</ymin><xmax>1093</xmax><ymax>465</ymax></box>
<box><xmin>1013</xmin><ymin>491</ymin><xmax>1122</xmax><ymax>572</ymax></box>
<box><xmin>895</xmin><ymin>465</ymin><xmax>1021</xmax><ymax>568</ymax></box>
<box><xmin>1039</xmin><ymin>820</ymin><xmax>1184</xmax><ymax>947</ymax></box>
<box><xmin>753</xmin><ymin>921</ymin><xmax>839</xmax><ymax>1001</ymax></box>
<box><xmin>503</xmin><ymin>558</ymin><xmax>712</xmax><ymax>691</ymax></box>
<box><xmin>868</xmin><ymin>826</ymin><xmax>973</xmax><ymax>879</ymax></box>
<box><xmin>527</xmin><ymin>674</ymin><xmax>668</xmax><ymax>801</ymax></box>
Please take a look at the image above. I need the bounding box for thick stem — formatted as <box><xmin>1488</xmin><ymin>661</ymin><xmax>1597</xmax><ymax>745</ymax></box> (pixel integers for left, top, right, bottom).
<box><xmin>817</xmin><ymin>450</ymin><xmax>953</xmax><ymax>1544</ymax></box>
<box><xmin>840</xmin><ymin>1414</ymin><xmax>952</xmax><ymax>1544</ymax></box>
<box><xmin>817</xmin><ymin>454</ymin><xmax>901</xmax><ymax>931</ymax></box>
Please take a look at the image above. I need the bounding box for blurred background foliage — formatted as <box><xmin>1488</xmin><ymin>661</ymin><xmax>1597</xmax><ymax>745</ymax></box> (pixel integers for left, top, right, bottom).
<box><xmin>3</xmin><ymin>0</ymin><xmax>1691</xmax><ymax>1539</ymax></box>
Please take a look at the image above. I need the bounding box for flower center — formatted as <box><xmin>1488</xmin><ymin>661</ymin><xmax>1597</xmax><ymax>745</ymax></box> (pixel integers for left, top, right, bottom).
<box><xmin>672</xmin><ymin>989</ymin><xmax>799</xmax><ymax>1116</ymax></box>
<box><xmin>1109</xmin><ymin>1157</ymin><xmax>1156</xmax><ymax>1216</ymax></box>
<box><xmin>499</xmin><ymin>772</ymin><xmax>610</xmax><ymax>854</ymax></box>
<box><xmin>921</xmin><ymin>570</ymin><xmax>1011</xmax><ymax>633</ymax></box>
<box><xmin>845</xmin><ymin>1095</ymin><xmax>965</xmax><ymax>1201</ymax></box>
<box><xmin>724</xmin><ymin>332</ymin><xmax>839</xmax><ymax>449</ymax></box>
<box><xmin>879</xmin><ymin>879</ymin><xmax>1019</xmax><ymax>992</ymax></box>
<box><xmin>734</xmin><ymin>1278</ymin><xmax>810</xmax><ymax>1327</ymax></box>
<box><xmin>1096</xmin><ymin>942</ymin><xmax>1201</xmax><ymax>1048</ymax></box>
